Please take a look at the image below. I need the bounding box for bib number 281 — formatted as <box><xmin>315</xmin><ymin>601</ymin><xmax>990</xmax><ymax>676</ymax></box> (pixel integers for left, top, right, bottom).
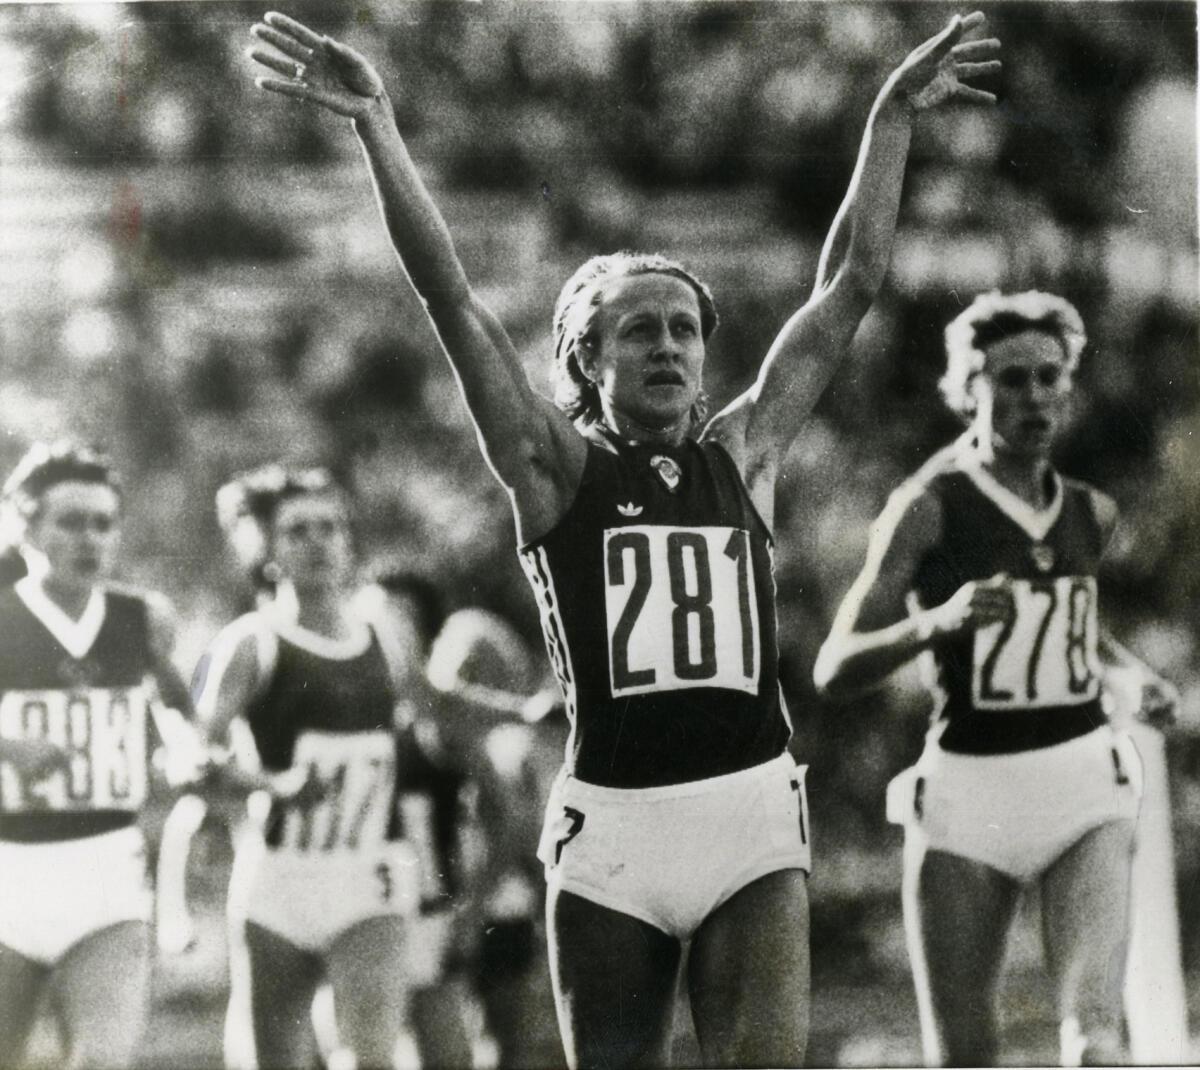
<box><xmin>604</xmin><ymin>525</ymin><xmax>760</xmax><ymax>698</ymax></box>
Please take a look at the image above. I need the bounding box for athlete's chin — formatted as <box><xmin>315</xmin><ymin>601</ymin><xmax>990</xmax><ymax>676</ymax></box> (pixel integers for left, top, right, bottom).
<box><xmin>625</xmin><ymin>394</ymin><xmax>695</xmax><ymax>428</ymax></box>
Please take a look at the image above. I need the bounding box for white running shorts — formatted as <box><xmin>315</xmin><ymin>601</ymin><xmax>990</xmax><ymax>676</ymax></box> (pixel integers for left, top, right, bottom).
<box><xmin>228</xmin><ymin>838</ymin><xmax>422</xmax><ymax>953</ymax></box>
<box><xmin>0</xmin><ymin>826</ymin><xmax>152</xmax><ymax>965</ymax></box>
<box><xmin>538</xmin><ymin>751</ymin><xmax>810</xmax><ymax>939</ymax></box>
<box><xmin>887</xmin><ymin>725</ymin><xmax>1142</xmax><ymax>882</ymax></box>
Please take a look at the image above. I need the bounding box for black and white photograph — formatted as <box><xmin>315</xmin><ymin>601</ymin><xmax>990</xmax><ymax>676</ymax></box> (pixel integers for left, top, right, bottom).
<box><xmin>0</xmin><ymin>1</ymin><xmax>1195</xmax><ymax>1066</ymax></box>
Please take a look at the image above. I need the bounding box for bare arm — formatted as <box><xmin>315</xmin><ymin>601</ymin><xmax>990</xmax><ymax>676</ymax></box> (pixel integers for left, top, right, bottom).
<box><xmin>194</xmin><ymin>623</ymin><xmax>322</xmax><ymax>802</ymax></box>
<box><xmin>1087</xmin><ymin>490</ymin><xmax>1179</xmax><ymax>726</ymax></box>
<box><xmin>249</xmin><ymin>14</ymin><xmax>584</xmax><ymax>540</ymax></box>
<box><xmin>706</xmin><ymin>14</ymin><xmax>1001</xmax><ymax>515</ymax></box>
<box><xmin>813</xmin><ymin>485</ymin><xmax>1012</xmax><ymax>701</ymax></box>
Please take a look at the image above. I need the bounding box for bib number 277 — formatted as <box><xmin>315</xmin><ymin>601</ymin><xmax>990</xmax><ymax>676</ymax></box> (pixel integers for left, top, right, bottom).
<box><xmin>604</xmin><ymin>525</ymin><xmax>761</xmax><ymax>698</ymax></box>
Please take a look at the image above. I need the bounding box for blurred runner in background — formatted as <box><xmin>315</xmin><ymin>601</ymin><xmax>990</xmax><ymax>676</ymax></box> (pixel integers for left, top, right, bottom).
<box><xmin>421</xmin><ymin>603</ymin><xmax>566</xmax><ymax>1070</ymax></box>
<box><xmin>0</xmin><ymin>440</ymin><xmax>198</xmax><ymax>1069</ymax></box>
<box><xmin>247</xmin><ymin>10</ymin><xmax>1001</xmax><ymax>1067</ymax></box>
<box><xmin>197</xmin><ymin>465</ymin><xmax>432</xmax><ymax>1070</ymax></box>
<box><xmin>814</xmin><ymin>291</ymin><xmax>1178</xmax><ymax>1066</ymax></box>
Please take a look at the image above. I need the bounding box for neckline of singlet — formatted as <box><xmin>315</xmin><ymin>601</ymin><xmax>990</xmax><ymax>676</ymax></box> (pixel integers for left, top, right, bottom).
<box><xmin>14</xmin><ymin>577</ymin><xmax>106</xmax><ymax>660</ymax></box>
<box><xmin>263</xmin><ymin>605</ymin><xmax>373</xmax><ymax>661</ymax></box>
<box><xmin>591</xmin><ymin>422</ymin><xmax>692</xmax><ymax>459</ymax></box>
<box><xmin>959</xmin><ymin>457</ymin><xmax>1064</xmax><ymax>542</ymax></box>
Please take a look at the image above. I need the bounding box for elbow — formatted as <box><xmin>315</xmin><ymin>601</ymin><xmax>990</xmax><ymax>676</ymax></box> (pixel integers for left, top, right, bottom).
<box><xmin>815</xmin><ymin>261</ymin><xmax>877</xmax><ymax>330</ymax></box>
<box><xmin>840</xmin><ymin>255</ymin><xmax>886</xmax><ymax>307</ymax></box>
<box><xmin>812</xmin><ymin>644</ymin><xmax>853</xmax><ymax>703</ymax></box>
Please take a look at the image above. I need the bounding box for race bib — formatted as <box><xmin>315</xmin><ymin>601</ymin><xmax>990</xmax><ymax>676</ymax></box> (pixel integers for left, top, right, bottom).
<box><xmin>971</xmin><ymin>576</ymin><xmax>1100</xmax><ymax>710</ymax></box>
<box><xmin>604</xmin><ymin>525</ymin><xmax>760</xmax><ymax>698</ymax></box>
<box><xmin>276</xmin><ymin>731</ymin><xmax>396</xmax><ymax>854</ymax></box>
<box><xmin>0</xmin><ymin>687</ymin><xmax>149</xmax><ymax>811</ymax></box>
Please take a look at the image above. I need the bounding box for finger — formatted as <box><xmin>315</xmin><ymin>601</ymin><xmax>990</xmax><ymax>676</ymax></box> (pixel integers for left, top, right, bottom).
<box><xmin>955</xmin><ymin>60</ymin><xmax>1002</xmax><ymax>80</ymax></box>
<box><xmin>255</xmin><ymin>76</ymin><xmax>317</xmax><ymax>101</ymax></box>
<box><xmin>250</xmin><ymin>23</ymin><xmax>313</xmax><ymax>63</ymax></box>
<box><xmin>951</xmin><ymin>38</ymin><xmax>1001</xmax><ymax>60</ymax></box>
<box><xmin>958</xmin><ymin>11</ymin><xmax>987</xmax><ymax>34</ymax></box>
<box><xmin>926</xmin><ymin>14</ymin><xmax>966</xmax><ymax>59</ymax></box>
<box><xmin>248</xmin><ymin>46</ymin><xmax>303</xmax><ymax>79</ymax></box>
<box><xmin>954</xmin><ymin>84</ymin><xmax>998</xmax><ymax>105</ymax></box>
<box><xmin>321</xmin><ymin>35</ymin><xmax>366</xmax><ymax>66</ymax></box>
<box><xmin>319</xmin><ymin>34</ymin><xmax>379</xmax><ymax>84</ymax></box>
<box><xmin>263</xmin><ymin>11</ymin><xmax>325</xmax><ymax>49</ymax></box>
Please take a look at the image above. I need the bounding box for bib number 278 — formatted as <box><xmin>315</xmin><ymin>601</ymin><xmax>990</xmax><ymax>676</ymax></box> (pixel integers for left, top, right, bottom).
<box><xmin>604</xmin><ymin>525</ymin><xmax>761</xmax><ymax>698</ymax></box>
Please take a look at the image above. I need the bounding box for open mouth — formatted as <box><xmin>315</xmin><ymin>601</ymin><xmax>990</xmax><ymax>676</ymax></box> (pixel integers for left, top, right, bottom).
<box><xmin>1021</xmin><ymin>416</ymin><xmax>1051</xmax><ymax>433</ymax></box>
<box><xmin>645</xmin><ymin>370</ymin><xmax>684</xmax><ymax>387</ymax></box>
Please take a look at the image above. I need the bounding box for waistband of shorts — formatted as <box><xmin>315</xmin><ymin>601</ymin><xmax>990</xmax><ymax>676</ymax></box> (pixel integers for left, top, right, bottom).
<box><xmin>926</xmin><ymin>722</ymin><xmax>1118</xmax><ymax>768</ymax></box>
<box><xmin>562</xmin><ymin>750</ymin><xmax>795</xmax><ymax>804</ymax></box>
<box><xmin>0</xmin><ymin>822</ymin><xmax>143</xmax><ymax>854</ymax></box>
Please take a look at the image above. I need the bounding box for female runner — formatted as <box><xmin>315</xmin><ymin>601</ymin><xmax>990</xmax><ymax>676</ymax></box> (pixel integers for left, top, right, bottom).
<box><xmin>814</xmin><ymin>291</ymin><xmax>1177</xmax><ymax>1066</ymax></box>
<box><xmin>197</xmin><ymin>464</ymin><xmax>430</xmax><ymax>1070</ymax></box>
<box><xmin>247</xmin><ymin>13</ymin><xmax>1001</xmax><ymax>1067</ymax></box>
<box><xmin>0</xmin><ymin>440</ymin><xmax>193</xmax><ymax>1069</ymax></box>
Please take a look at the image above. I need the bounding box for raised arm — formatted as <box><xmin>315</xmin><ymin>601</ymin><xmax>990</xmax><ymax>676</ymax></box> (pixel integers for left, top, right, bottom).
<box><xmin>249</xmin><ymin>13</ymin><xmax>584</xmax><ymax>540</ymax></box>
<box><xmin>813</xmin><ymin>485</ymin><xmax>1012</xmax><ymax>701</ymax></box>
<box><xmin>706</xmin><ymin>14</ymin><xmax>1000</xmax><ymax>504</ymax></box>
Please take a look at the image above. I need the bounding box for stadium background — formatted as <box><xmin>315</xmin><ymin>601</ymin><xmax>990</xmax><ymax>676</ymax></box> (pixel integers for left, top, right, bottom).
<box><xmin>0</xmin><ymin>0</ymin><xmax>1196</xmax><ymax>1065</ymax></box>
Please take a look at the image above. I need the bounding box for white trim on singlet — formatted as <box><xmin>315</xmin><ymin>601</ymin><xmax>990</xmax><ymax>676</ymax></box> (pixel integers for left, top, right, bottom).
<box><xmin>195</xmin><ymin>612</ymin><xmax>279</xmax><ymax>724</ymax></box>
<box><xmin>272</xmin><ymin>616</ymin><xmax>372</xmax><ymax>661</ymax></box>
<box><xmin>519</xmin><ymin>545</ymin><xmax>577</xmax><ymax>752</ymax></box>
<box><xmin>13</xmin><ymin>577</ymin><xmax>106</xmax><ymax>660</ymax></box>
<box><xmin>959</xmin><ymin>457</ymin><xmax>1063</xmax><ymax>542</ymax></box>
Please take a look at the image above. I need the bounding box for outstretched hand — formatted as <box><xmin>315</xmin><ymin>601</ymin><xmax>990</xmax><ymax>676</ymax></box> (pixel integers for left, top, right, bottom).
<box><xmin>249</xmin><ymin>12</ymin><xmax>385</xmax><ymax>119</ymax></box>
<box><xmin>888</xmin><ymin>11</ymin><xmax>1001</xmax><ymax>112</ymax></box>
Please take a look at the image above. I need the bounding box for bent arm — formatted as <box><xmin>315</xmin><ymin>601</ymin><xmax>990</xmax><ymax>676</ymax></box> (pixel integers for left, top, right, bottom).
<box><xmin>193</xmin><ymin>629</ymin><xmax>298</xmax><ymax>797</ymax></box>
<box><xmin>814</xmin><ymin>488</ymin><xmax>948</xmax><ymax>701</ymax></box>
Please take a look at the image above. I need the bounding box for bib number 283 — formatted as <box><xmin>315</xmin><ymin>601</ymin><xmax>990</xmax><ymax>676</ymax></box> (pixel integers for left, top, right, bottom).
<box><xmin>604</xmin><ymin>525</ymin><xmax>760</xmax><ymax>698</ymax></box>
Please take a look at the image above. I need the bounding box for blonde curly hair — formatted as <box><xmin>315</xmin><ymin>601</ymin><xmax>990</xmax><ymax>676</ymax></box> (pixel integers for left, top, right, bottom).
<box><xmin>940</xmin><ymin>291</ymin><xmax>1087</xmax><ymax>418</ymax></box>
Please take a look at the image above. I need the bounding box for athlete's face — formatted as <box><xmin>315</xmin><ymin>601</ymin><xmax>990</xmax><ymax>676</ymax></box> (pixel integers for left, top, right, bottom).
<box><xmin>979</xmin><ymin>329</ymin><xmax>1073</xmax><ymax>461</ymax></box>
<box><xmin>270</xmin><ymin>491</ymin><xmax>354</xmax><ymax>592</ymax></box>
<box><xmin>26</xmin><ymin>481</ymin><xmax>121</xmax><ymax>592</ymax></box>
<box><xmin>583</xmin><ymin>273</ymin><xmax>705</xmax><ymax>433</ymax></box>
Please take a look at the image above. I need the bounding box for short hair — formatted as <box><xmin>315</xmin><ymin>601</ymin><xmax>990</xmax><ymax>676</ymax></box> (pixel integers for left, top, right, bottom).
<box><xmin>940</xmin><ymin>291</ymin><xmax>1087</xmax><ymax>417</ymax></box>
<box><xmin>2</xmin><ymin>440</ymin><xmax>121</xmax><ymax>519</ymax></box>
<box><xmin>551</xmin><ymin>252</ymin><xmax>719</xmax><ymax>426</ymax></box>
<box><xmin>365</xmin><ymin>564</ymin><xmax>446</xmax><ymax>656</ymax></box>
<box><xmin>215</xmin><ymin>464</ymin><xmax>346</xmax><ymax>580</ymax></box>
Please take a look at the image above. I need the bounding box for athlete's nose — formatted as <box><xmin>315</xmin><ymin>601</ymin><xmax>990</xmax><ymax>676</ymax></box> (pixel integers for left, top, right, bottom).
<box><xmin>648</xmin><ymin>324</ymin><xmax>682</xmax><ymax>361</ymax></box>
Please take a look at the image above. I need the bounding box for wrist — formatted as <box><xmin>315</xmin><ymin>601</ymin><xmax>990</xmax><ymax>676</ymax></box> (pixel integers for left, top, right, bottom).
<box><xmin>353</xmin><ymin>91</ymin><xmax>395</xmax><ymax>137</ymax></box>
<box><xmin>876</xmin><ymin>85</ymin><xmax>918</xmax><ymax>124</ymax></box>
<box><xmin>911</xmin><ymin>608</ymin><xmax>943</xmax><ymax>647</ymax></box>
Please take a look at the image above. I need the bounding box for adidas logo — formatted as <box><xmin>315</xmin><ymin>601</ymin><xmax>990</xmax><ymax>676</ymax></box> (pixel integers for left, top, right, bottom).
<box><xmin>617</xmin><ymin>502</ymin><xmax>643</xmax><ymax>517</ymax></box>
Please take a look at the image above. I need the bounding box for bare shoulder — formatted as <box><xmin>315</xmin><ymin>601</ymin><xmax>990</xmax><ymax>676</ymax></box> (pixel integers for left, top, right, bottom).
<box><xmin>1080</xmin><ymin>482</ymin><xmax>1119</xmax><ymax>545</ymax></box>
<box><xmin>508</xmin><ymin>397</ymin><xmax>591</xmax><ymax>543</ymax></box>
<box><xmin>875</xmin><ymin>477</ymin><xmax>945</xmax><ymax>555</ymax></box>
<box><xmin>699</xmin><ymin>404</ymin><xmax>777</xmax><ymax>498</ymax></box>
